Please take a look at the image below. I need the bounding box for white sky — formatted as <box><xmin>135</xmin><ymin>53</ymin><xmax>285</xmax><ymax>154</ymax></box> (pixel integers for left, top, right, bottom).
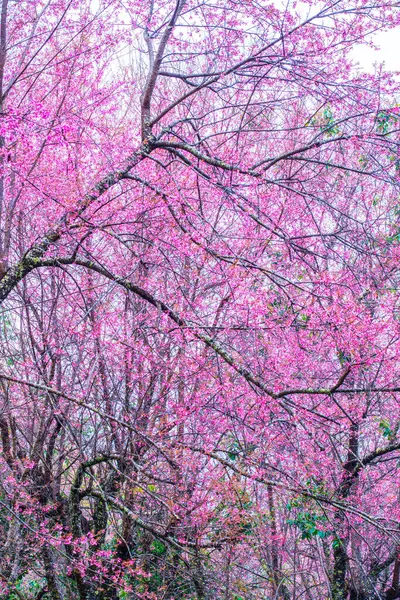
<box><xmin>352</xmin><ymin>29</ymin><xmax>400</xmax><ymax>73</ymax></box>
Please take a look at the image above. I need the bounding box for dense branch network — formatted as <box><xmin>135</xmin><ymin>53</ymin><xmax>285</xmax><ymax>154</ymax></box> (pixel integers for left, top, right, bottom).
<box><xmin>0</xmin><ymin>1</ymin><xmax>400</xmax><ymax>599</ymax></box>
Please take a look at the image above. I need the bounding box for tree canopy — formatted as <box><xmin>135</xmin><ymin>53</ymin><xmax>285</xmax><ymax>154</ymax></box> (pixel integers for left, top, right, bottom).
<box><xmin>1</xmin><ymin>1</ymin><xmax>400</xmax><ymax>598</ymax></box>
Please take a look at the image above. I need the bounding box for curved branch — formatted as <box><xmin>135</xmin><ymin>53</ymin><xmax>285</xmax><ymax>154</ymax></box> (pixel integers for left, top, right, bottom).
<box><xmin>0</xmin><ymin>148</ymin><xmax>148</xmax><ymax>303</ymax></box>
<box><xmin>15</xmin><ymin>257</ymin><xmax>400</xmax><ymax>403</ymax></box>
<box><xmin>141</xmin><ymin>0</ymin><xmax>186</xmax><ymax>139</ymax></box>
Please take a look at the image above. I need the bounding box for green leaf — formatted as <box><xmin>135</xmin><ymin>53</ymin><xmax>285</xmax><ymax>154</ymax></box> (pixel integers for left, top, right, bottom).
<box><xmin>332</xmin><ymin>537</ymin><xmax>342</xmax><ymax>550</ymax></box>
<box><xmin>151</xmin><ymin>539</ymin><xmax>167</xmax><ymax>556</ymax></box>
<box><xmin>379</xmin><ymin>418</ymin><xmax>394</xmax><ymax>439</ymax></box>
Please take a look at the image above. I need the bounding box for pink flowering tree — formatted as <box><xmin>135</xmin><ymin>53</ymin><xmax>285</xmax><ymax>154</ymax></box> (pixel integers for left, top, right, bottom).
<box><xmin>0</xmin><ymin>0</ymin><xmax>400</xmax><ymax>598</ymax></box>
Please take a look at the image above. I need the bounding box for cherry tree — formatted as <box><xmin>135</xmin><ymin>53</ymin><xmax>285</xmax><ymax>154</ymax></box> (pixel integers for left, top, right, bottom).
<box><xmin>0</xmin><ymin>0</ymin><xmax>400</xmax><ymax>598</ymax></box>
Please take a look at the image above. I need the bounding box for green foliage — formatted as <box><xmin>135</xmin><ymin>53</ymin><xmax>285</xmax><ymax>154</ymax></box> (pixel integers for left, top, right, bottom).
<box><xmin>239</xmin><ymin>520</ymin><xmax>254</xmax><ymax>535</ymax></box>
<box><xmin>376</xmin><ymin>110</ymin><xmax>399</xmax><ymax>134</ymax></box>
<box><xmin>287</xmin><ymin>511</ymin><xmax>329</xmax><ymax>540</ymax></box>
<box><xmin>287</xmin><ymin>478</ymin><xmax>331</xmax><ymax>540</ymax></box>
<box><xmin>227</xmin><ymin>440</ymin><xmax>240</xmax><ymax>461</ymax></box>
<box><xmin>386</xmin><ymin>206</ymin><xmax>400</xmax><ymax>245</ymax></box>
<box><xmin>379</xmin><ymin>418</ymin><xmax>395</xmax><ymax>439</ymax></box>
<box><xmin>337</xmin><ymin>350</ymin><xmax>352</xmax><ymax>366</ymax></box>
<box><xmin>386</xmin><ymin>230</ymin><xmax>400</xmax><ymax>245</ymax></box>
<box><xmin>151</xmin><ymin>539</ymin><xmax>167</xmax><ymax>556</ymax></box>
<box><xmin>6</xmin><ymin>577</ymin><xmax>44</xmax><ymax>600</ymax></box>
<box><xmin>332</xmin><ymin>537</ymin><xmax>343</xmax><ymax>551</ymax></box>
<box><xmin>320</xmin><ymin>106</ymin><xmax>340</xmax><ymax>137</ymax></box>
<box><xmin>308</xmin><ymin>105</ymin><xmax>339</xmax><ymax>137</ymax></box>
